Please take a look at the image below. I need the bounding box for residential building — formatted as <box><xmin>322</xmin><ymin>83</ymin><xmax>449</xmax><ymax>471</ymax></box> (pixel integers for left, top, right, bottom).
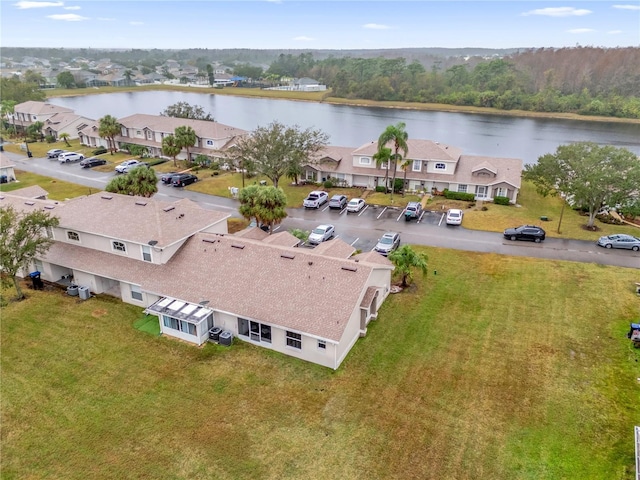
<box><xmin>0</xmin><ymin>152</ymin><xmax>16</xmax><ymax>182</ymax></box>
<box><xmin>42</xmin><ymin>111</ymin><xmax>94</xmax><ymax>140</ymax></box>
<box><xmin>304</xmin><ymin>139</ymin><xmax>523</xmax><ymax>203</ymax></box>
<box><xmin>12</xmin><ymin>101</ymin><xmax>73</xmax><ymax>132</ymax></box>
<box><xmin>2</xmin><ymin>190</ymin><xmax>393</xmax><ymax>369</ymax></box>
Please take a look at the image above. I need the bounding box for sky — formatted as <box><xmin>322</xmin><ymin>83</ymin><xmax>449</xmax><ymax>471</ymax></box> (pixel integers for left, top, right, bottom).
<box><xmin>1</xmin><ymin>0</ymin><xmax>639</xmax><ymax>50</ymax></box>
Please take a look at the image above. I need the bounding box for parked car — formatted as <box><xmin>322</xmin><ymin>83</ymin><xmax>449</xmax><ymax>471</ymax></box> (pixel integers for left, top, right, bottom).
<box><xmin>115</xmin><ymin>159</ymin><xmax>143</xmax><ymax>173</ymax></box>
<box><xmin>79</xmin><ymin>157</ymin><xmax>107</xmax><ymax>168</ymax></box>
<box><xmin>303</xmin><ymin>191</ymin><xmax>329</xmax><ymax>209</ymax></box>
<box><xmin>374</xmin><ymin>232</ymin><xmax>401</xmax><ymax>256</ymax></box>
<box><xmin>597</xmin><ymin>233</ymin><xmax>640</xmax><ymax>251</ymax></box>
<box><xmin>404</xmin><ymin>202</ymin><xmax>423</xmax><ymax>221</ymax></box>
<box><xmin>161</xmin><ymin>172</ymin><xmax>179</xmax><ymax>184</ymax></box>
<box><xmin>346</xmin><ymin>198</ymin><xmax>366</xmax><ymax>213</ymax></box>
<box><xmin>47</xmin><ymin>148</ymin><xmax>67</xmax><ymax>159</ymax></box>
<box><xmin>308</xmin><ymin>224</ymin><xmax>335</xmax><ymax>244</ymax></box>
<box><xmin>446</xmin><ymin>208</ymin><xmax>464</xmax><ymax>225</ymax></box>
<box><xmin>171</xmin><ymin>173</ymin><xmax>198</xmax><ymax>187</ymax></box>
<box><xmin>329</xmin><ymin>194</ymin><xmax>348</xmax><ymax>210</ymax></box>
<box><xmin>58</xmin><ymin>152</ymin><xmax>85</xmax><ymax>163</ymax></box>
<box><xmin>503</xmin><ymin>225</ymin><xmax>546</xmax><ymax>243</ymax></box>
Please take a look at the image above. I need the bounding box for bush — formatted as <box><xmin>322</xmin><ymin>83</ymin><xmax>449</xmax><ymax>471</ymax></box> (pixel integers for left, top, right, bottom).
<box><xmin>146</xmin><ymin>158</ymin><xmax>167</xmax><ymax>167</ymax></box>
<box><xmin>444</xmin><ymin>190</ymin><xmax>475</xmax><ymax>201</ymax></box>
<box><xmin>493</xmin><ymin>195</ymin><xmax>511</xmax><ymax>205</ymax></box>
<box><xmin>323</xmin><ymin>180</ymin><xmax>334</xmax><ymax>189</ymax></box>
<box><xmin>375</xmin><ymin>185</ymin><xmax>387</xmax><ymax>193</ymax></box>
<box><xmin>92</xmin><ymin>147</ymin><xmax>108</xmax><ymax>155</ymax></box>
<box><xmin>393</xmin><ymin>178</ymin><xmax>404</xmax><ymax>193</ymax></box>
<box><xmin>45</xmin><ymin>135</ymin><xmax>56</xmax><ymax>144</ymax></box>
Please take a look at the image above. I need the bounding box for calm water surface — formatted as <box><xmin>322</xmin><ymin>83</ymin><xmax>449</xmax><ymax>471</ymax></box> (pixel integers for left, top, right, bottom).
<box><xmin>50</xmin><ymin>91</ymin><xmax>640</xmax><ymax>165</ymax></box>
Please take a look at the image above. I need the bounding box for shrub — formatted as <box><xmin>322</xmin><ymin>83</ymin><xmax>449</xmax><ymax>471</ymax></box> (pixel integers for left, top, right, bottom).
<box><xmin>493</xmin><ymin>195</ymin><xmax>511</xmax><ymax>205</ymax></box>
<box><xmin>393</xmin><ymin>178</ymin><xmax>404</xmax><ymax>193</ymax></box>
<box><xmin>92</xmin><ymin>147</ymin><xmax>108</xmax><ymax>155</ymax></box>
<box><xmin>45</xmin><ymin>135</ymin><xmax>56</xmax><ymax>144</ymax></box>
<box><xmin>481</xmin><ymin>206</ymin><xmax>489</xmax><ymax>211</ymax></box>
<box><xmin>146</xmin><ymin>158</ymin><xmax>167</xmax><ymax>167</ymax></box>
<box><xmin>375</xmin><ymin>185</ymin><xmax>387</xmax><ymax>193</ymax></box>
<box><xmin>323</xmin><ymin>180</ymin><xmax>334</xmax><ymax>189</ymax></box>
<box><xmin>444</xmin><ymin>190</ymin><xmax>475</xmax><ymax>201</ymax></box>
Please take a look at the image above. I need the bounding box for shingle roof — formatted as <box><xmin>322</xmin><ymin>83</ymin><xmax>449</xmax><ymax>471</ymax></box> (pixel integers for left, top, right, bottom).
<box><xmin>118</xmin><ymin>114</ymin><xmax>248</xmax><ymax>141</ymax></box>
<box><xmin>6</xmin><ymin>185</ymin><xmax>49</xmax><ymax>199</ymax></box>
<box><xmin>352</xmin><ymin>139</ymin><xmax>463</xmax><ymax>161</ymax></box>
<box><xmin>15</xmin><ymin>101</ymin><xmax>73</xmax><ymax>116</ymax></box>
<box><xmin>54</xmin><ymin>192</ymin><xmax>229</xmax><ymax>248</ymax></box>
<box><xmin>311</xmin><ymin>238</ymin><xmax>356</xmax><ymax>259</ymax></box>
<box><xmin>0</xmin><ymin>192</ymin><xmax>62</xmax><ymax>213</ymax></box>
<box><xmin>43</xmin><ymin>233</ymin><xmax>392</xmax><ymax>341</ymax></box>
<box><xmin>261</xmin><ymin>231</ymin><xmax>300</xmax><ymax>247</ymax></box>
<box><xmin>0</xmin><ymin>152</ymin><xmax>16</xmax><ymax>168</ymax></box>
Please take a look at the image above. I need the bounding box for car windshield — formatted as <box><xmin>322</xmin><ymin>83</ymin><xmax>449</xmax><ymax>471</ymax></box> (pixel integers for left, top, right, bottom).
<box><xmin>380</xmin><ymin>237</ymin><xmax>393</xmax><ymax>244</ymax></box>
<box><xmin>312</xmin><ymin>228</ymin><xmax>325</xmax><ymax>234</ymax></box>
<box><xmin>449</xmin><ymin>212</ymin><xmax>460</xmax><ymax>218</ymax></box>
<box><xmin>348</xmin><ymin>200</ymin><xmax>358</xmax><ymax>205</ymax></box>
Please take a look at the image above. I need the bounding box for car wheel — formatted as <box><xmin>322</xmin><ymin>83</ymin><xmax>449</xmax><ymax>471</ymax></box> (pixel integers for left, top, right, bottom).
<box><xmin>605</xmin><ymin>244</ymin><xmax>612</xmax><ymax>249</ymax></box>
<box><xmin>632</xmin><ymin>246</ymin><xmax>639</xmax><ymax>251</ymax></box>
<box><xmin>510</xmin><ymin>235</ymin><xmax>517</xmax><ymax>241</ymax></box>
<box><xmin>534</xmin><ymin>237</ymin><xmax>541</xmax><ymax>243</ymax></box>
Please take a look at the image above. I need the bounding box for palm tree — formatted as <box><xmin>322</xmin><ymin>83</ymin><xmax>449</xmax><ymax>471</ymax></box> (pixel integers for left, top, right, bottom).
<box><xmin>162</xmin><ymin>134</ymin><xmax>181</xmax><ymax>167</ymax></box>
<box><xmin>59</xmin><ymin>132</ymin><xmax>71</xmax><ymax>147</ymax></box>
<box><xmin>174</xmin><ymin>125</ymin><xmax>196</xmax><ymax>163</ymax></box>
<box><xmin>400</xmin><ymin>158</ymin><xmax>412</xmax><ymax>196</ymax></box>
<box><xmin>0</xmin><ymin>100</ymin><xmax>17</xmax><ymax>137</ymax></box>
<box><xmin>238</xmin><ymin>185</ymin><xmax>288</xmax><ymax>234</ymax></box>
<box><xmin>98</xmin><ymin>114</ymin><xmax>121</xmax><ymax>154</ymax></box>
<box><xmin>373</xmin><ymin>146</ymin><xmax>392</xmax><ymax>192</ymax></box>
<box><xmin>388</xmin><ymin>244</ymin><xmax>428</xmax><ymax>288</ymax></box>
<box><xmin>378</xmin><ymin>122</ymin><xmax>409</xmax><ymax>202</ymax></box>
<box><xmin>123</xmin><ymin>70</ymin><xmax>134</xmax><ymax>86</ymax></box>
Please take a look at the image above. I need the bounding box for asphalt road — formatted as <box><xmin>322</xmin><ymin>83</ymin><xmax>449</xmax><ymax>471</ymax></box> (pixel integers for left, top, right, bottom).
<box><xmin>4</xmin><ymin>150</ymin><xmax>639</xmax><ymax>270</ymax></box>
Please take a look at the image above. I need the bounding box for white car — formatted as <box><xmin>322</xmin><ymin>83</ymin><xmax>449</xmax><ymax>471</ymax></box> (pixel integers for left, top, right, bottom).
<box><xmin>303</xmin><ymin>191</ymin><xmax>329</xmax><ymax>209</ymax></box>
<box><xmin>308</xmin><ymin>224</ymin><xmax>335</xmax><ymax>245</ymax></box>
<box><xmin>446</xmin><ymin>208</ymin><xmax>463</xmax><ymax>225</ymax></box>
<box><xmin>346</xmin><ymin>198</ymin><xmax>366</xmax><ymax>213</ymax></box>
<box><xmin>58</xmin><ymin>152</ymin><xmax>84</xmax><ymax>163</ymax></box>
<box><xmin>115</xmin><ymin>160</ymin><xmax>143</xmax><ymax>173</ymax></box>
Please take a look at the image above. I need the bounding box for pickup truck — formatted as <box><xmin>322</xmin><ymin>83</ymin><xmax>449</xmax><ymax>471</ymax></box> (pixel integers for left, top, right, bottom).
<box><xmin>303</xmin><ymin>191</ymin><xmax>328</xmax><ymax>209</ymax></box>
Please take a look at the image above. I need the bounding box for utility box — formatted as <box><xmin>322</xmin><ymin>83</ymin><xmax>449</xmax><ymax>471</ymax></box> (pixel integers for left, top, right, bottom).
<box><xmin>67</xmin><ymin>285</ymin><xmax>78</xmax><ymax>296</ymax></box>
<box><xmin>209</xmin><ymin>327</ymin><xmax>223</xmax><ymax>342</ymax></box>
<box><xmin>219</xmin><ymin>330</ymin><xmax>233</xmax><ymax>346</ymax></box>
<box><xmin>78</xmin><ymin>286</ymin><xmax>90</xmax><ymax>300</ymax></box>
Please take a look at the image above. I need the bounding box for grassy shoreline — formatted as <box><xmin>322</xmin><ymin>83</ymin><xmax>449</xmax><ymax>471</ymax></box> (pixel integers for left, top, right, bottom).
<box><xmin>45</xmin><ymin>85</ymin><xmax>640</xmax><ymax>125</ymax></box>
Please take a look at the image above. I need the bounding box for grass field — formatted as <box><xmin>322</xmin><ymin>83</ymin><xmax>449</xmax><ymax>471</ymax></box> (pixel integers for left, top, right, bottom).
<box><xmin>2</xmin><ymin>249</ymin><xmax>639</xmax><ymax>480</ymax></box>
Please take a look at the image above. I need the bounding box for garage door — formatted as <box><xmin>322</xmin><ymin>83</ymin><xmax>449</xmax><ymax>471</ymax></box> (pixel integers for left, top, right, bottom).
<box><xmin>352</xmin><ymin>175</ymin><xmax>370</xmax><ymax>187</ymax></box>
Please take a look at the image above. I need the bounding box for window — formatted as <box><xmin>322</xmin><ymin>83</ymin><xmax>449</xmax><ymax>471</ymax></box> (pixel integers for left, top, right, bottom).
<box><xmin>318</xmin><ymin>340</ymin><xmax>326</xmax><ymax>350</ymax></box>
<box><xmin>112</xmin><ymin>241</ymin><xmax>126</xmax><ymax>253</ymax></box>
<box><xmin>163</xmin><ymin>315</ymin><xmax>178</xmax><ymax>330</ymax></box>
<box><xmin>142</xmin><ymin>245</ymin><xmax>152</xmax><ymax>262</ymax></box>
<box><xmin>435</xmin><ymin>163</ymin><xmax>446</xmax><ymax>170</ymax></box>
<box><xmin>131</xmin><ymin>284</ymin><xmax>143</xmax><ymax>301</ymax></box>
<box><xmin>412</xmin><ymin>160</ymin><xmax>421</xmax><ymax>172</ymax></box>
<box><xmin>286</xmin><ymin>331</ymin><xmax>302</xmax><ymax>349</ymax></box>
<box><xmin>46</xmin><ymin>226</ymin><xmax>53</xmax><ymax>239</ymax></box>
<box><xmin>380</xmin><ymin>161</ymin><xmax>388</xmax><ymax>169</ymax></box>
<box><xmin>238</xmin><ymin>318</ymin><xmax>272</xmax><ymax>344</ymax></box>
<box><xmin>67</xmin><ymin>231</ymin><xmax>79</xmax><ymax>241</ymax></box>
<box><xmin>359</xmin><ymin>157</ymin><xmax>371</xmax><ymax>165</ymax></box>
<box><xmin>496</xmin><ymin>187</ymin><xmax>505</xmax><ymax>197</ymax></box>
<box><xmin>206</xmin><ymin>140</ymin><xmax>213</xmax><ymax>146</ymax></box>
<box><xmin>458</xmin><ymin>185</ymin><xmax>468</xmax><ymax>193</ymax></box>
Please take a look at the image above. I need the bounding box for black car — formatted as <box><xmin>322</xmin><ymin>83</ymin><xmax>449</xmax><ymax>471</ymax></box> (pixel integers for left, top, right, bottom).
<box><xmin>171</xmin><ymin>173</ymin><xmax>198</xmax><ymax>187</ymax></box>
<box><xmin>503</xmin><ymin>225</ymin><xmax>546</xmax><ymax>243</ymax></box>
<box><xmin>79</xmin><ymin>157</ymin><xmax>107</xmax><ymax>168</ymax></box>
<box><xmin>161</xmin><ymin>172</ymin><xmax>179</xmax><ymax>184</ymax></box>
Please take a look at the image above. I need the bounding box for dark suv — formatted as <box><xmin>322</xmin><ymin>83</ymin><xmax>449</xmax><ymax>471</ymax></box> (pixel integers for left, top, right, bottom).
<box><xmin>404</xmin><ymin>202</ymin><xmax>423</xmax><ymax>221</ymax></box>
<box><xmin>503</xmin><ymin>225</ymin><xmax>546</xmax><ymax>243</ymax></box>
<box><xmin>171</xmin><ymin>174</ymin><xmax>198</xmax><ymax>187</ymax></box>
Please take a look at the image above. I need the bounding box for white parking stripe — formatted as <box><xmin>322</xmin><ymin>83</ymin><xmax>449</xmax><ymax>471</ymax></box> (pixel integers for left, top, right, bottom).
<box><xmin>322</xmin><ymin>205</ymin><xmax>330</xmax><ymax>212</ymax></box>
<box><xmin>357</xmin><ymin>205</ymin><xmax>369</xmax><ymax>217</ymax></box>
<box><xmin>273</xmin><ymin>225</ymin><xmax>281</xmax><ymax>232</ymax></box>
<box><xmin>340</xmin><ymin>207</ymin><xmax>347</xmax><ymax>215</ymax></box>
<box><xmin>396</xmin><ymin>209</ymin><xmax>406</xmax><ymax>222</ymax></box>
<box><xmin>351</xmin><ymin>237</ymin><xmax>359</xmax><ymax>246</ymax></box>
<box><xmin>417</xmin><ymin>211</ymin><xmax>425</xmax><ymax>223</ymax></box>
<box><xmin>377</xmin><ymin>206</ymin><xmax>388</xmax><ymax>219</ymax></box>
<box><xmin>438</xmin><ymin>213</ymin><xmax>445</xmax><ymax>226</ymax></box>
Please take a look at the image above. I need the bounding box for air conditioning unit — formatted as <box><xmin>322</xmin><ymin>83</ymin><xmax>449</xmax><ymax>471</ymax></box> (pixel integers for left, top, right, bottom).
<box><xmin>209</xmin><ymin>327</ymin><xmax>223</xmax><ymax>342</ymax></box>
<box><xmin>219</xmin><ymin>330</ymin><xmax>233</xmax><ymax>346</ymax></box>
<box><xmin>78</xmin><ymin>286</ymin><xmax>91</xmax><ymax>300</ymax></box>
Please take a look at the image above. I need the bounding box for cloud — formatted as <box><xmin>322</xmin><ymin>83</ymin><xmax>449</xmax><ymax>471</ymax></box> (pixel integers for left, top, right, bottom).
<box><xmin>293</xmin><ymin>36</ymin><xmax>314</xmax><ymax>42</ymax></box>
<box><xmin>47</xmin><ymin>13</ymin><xmax>88</xmax><ymax>21</ymax></box>
<box><xmin>522</xmin><ymin>7</ymin><xmax>592</xmax><ymax>17</ymax></box>
<box><xmin>129</xmin><ymin>21</ymin><xmax>144</xmax><ymax>25</ymax></box>
<box><xmin>607</xmin><ymin>30</ymin><xmax>623</xmax><ymax>34</ymax></box>
<box><xmin>613</xmin><ymin>4</ymin><xmax>640</xmax><ymax>10</ymax></box>
<box><xmin>64</xmin><ymin>5</ymin><xmax>80</xmax><ymax>10</ymax></box>
<box><xmin>363</xmin><ymin>23</ymin><xmax>391</xmax><ymax>30</ymax></box>
<box><xmin>567</xmin><ymin>28</ymin><xmax>595</xmax><ymax>33</ymax></box>
<box><xmin>14</xmin><ymin>1</ymin><xmax>63</xmax><ymax>8</ymax></box>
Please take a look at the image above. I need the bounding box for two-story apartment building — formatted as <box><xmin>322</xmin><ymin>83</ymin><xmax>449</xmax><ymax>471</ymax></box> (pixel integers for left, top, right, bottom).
<box><xmin>12</xmin><ymin>101</ymin><xmax>73</xmax><ymax>133</ymax></box>
<box><xmin>2</xmin><ymin>190</ymin><xmax>392</xmax><ymax>370</ymax></box>
<box><xmin>304</xmin><ymin>139</ymin><xmax>523</xmax><ymax>203</ymax></box>
<box><xmin>79</xmin><ymin>114</ymin><xmax>248</xmax><ymax>162</ymax></box>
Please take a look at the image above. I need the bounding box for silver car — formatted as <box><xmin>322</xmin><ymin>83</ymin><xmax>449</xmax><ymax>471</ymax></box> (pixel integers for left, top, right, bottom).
<box><xmin>597</xmin><ymin>234</ymin><xmax>640</xmax><ymax>251</ymax></box>
<box><xmin>374</xmin><ymin>232</ymin><xmax>400</xmax><ymax>256</ymax></box>
<box><xmin>308</xmin><ymin>224</ymin><xmax>335</xmax><ymax>244</ymax></box>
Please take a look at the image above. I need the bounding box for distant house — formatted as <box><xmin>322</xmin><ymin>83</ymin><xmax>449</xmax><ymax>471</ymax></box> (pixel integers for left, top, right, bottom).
<box><xmin>2</xmin><ymin>190</ymin><xmax>393</xmax><ymax>369</ymax></box>
<box><xmin>0</xmin><ymin>152</ymin><xmax>16</xmax><ymax>182</ymax></box>
<box><xmin>303</xmin><ymin>139</ymin><xmax>523</xmax><ymax>203</ymax></box>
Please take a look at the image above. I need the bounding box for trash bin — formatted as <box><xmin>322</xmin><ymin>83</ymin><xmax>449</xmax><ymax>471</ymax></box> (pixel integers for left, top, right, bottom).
<box><xmin>27</xmin><ymin>151</ymin><xmax>33</xmax><ymax>158</ymax></box>
<box><xmin>78</xmin><ymin>286</ymin><xmax>90</xmax><ymax>300</ymax></box>
<box><xmin>67</xmin><ymin>285</ymin><xmax>79</xmax><ymax>296</ymax></box>
<box><xmin>209</xmin><ymin>327</ymin><xmax>223</xmax><ymax>342</ymax></box>
<box><xmin>219</xmin><ymin>330</ymin><xmax>233</xmax><ymax>346</ymax></box>
<box><xmin>29</xmin><ymin>271</ymin><xmax>43</xmax><ymax>290</ymax></box>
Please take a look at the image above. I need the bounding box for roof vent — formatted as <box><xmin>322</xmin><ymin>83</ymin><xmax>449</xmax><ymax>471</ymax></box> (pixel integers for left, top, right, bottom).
<box><xmin>163</xmin><ymin>206</ymin><xmax>175</xmax><ymax>212</ymax></box>
<box><xmin>101</xmin><ymin>195</ymin><xmax>113</xmax><ymax>200</ymax></box>
<box><xmin>341</xmin><ymin>265</ymin><xmax>358</xmax><ymax>272</ymax></box>
<box><xmin>24</xmin><ymin>201</ymin><xmax>35</xmax><ymax>206</ymax></box>
<box><xmin>280</xmin><ymin>253</ymin><xmax>295</xmax><ymax>260</ymax></box>
<box><xmin>231</xmin><ymin>243</ymin><xmax>245</xmax><ymax>250</ymax></box>
<box><xmin>202</xmin><ymin>238</ymin><xmax>217</xmax><ymax>244</ymax></box>
<box><xmin>135</xmin><ymin>201</ymin><xmax>147</xmax><ymax>206</ymax></box>
<box><xmin>44</xmin><ymin>205</ymin><xmax>55</xmax><ymax>210</ymax></box>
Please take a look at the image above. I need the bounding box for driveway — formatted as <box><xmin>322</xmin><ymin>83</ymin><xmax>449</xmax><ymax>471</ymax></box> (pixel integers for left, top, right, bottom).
<box><xmin>4</xmin><ymin>150</ymin><xmax>639</xmax><ymax>269</ymax></box>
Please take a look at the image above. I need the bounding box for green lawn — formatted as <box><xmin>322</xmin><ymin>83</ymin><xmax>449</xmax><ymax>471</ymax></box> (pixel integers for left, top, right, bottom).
<box><xmin>2</xmin><ymin>250</ymin><xmax>638</xmax><ymax>480</ymax></box>
<box><xmin>0</xmin><ymin>169</ymin><xmax>95</xmax><ymax>200</ymax></box>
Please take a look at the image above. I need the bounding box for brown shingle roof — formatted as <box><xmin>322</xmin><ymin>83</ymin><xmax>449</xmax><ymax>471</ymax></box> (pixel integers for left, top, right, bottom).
<box><xmin>0</xmin><ymin>152</ymin><xmax>16</xmax><ymax>168</ymax></box>
<box><xmin>6</xmin><ymin>185</ymin><xmax>49</xmax><ymax>199</ymax></box>
<box><xmin>15</xmin><ymin>101</ymin><xmax>73</xmax><ymax>116</ymax></box>
<box><xmin>352</xmin><ymin>139</ymin><xmax>463</xmax><ymax>161</ymax></box>
<box><xmin>311</xmin><ymin>238</ymin><xmax>356</xmax><ymax>259</ymax></box>
<box><xmin>118</xmin><ymin>114</ymin><xmax>248</xmax><ymax>141</ymax></box>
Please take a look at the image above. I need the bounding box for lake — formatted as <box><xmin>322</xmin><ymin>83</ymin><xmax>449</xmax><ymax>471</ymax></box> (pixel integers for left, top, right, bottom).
<box><xmin>49</xmin><ymin>90</ymin><xmax>640</xmax><ymax>165</ymax></box>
